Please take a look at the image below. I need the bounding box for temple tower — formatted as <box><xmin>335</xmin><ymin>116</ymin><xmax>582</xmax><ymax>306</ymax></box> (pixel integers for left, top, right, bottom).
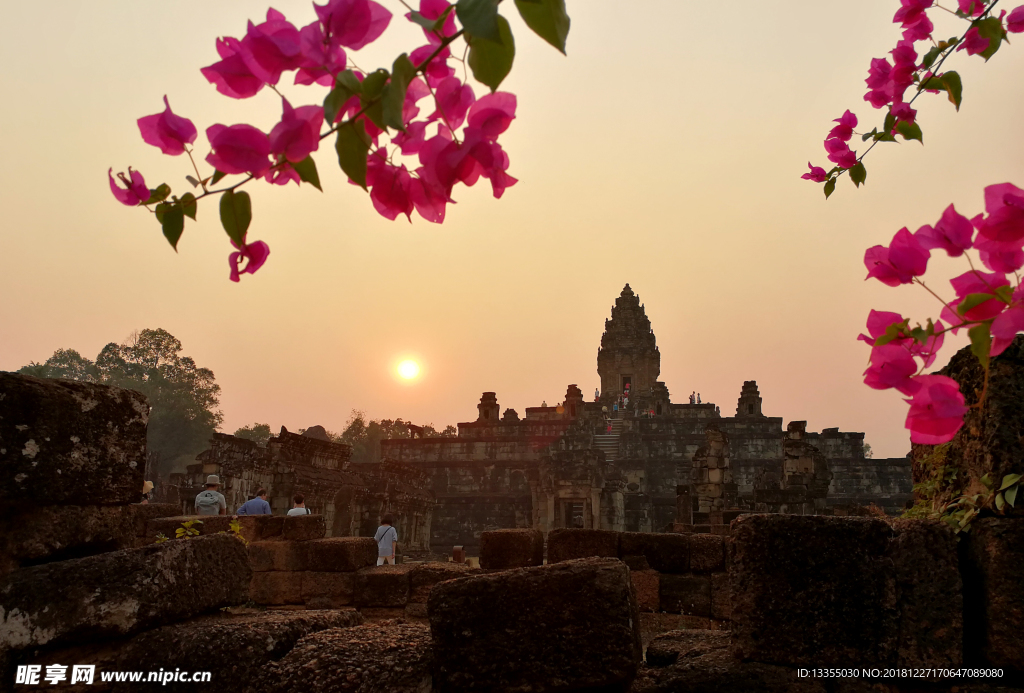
<box><xmin>597</xmin><ymin>284</ymin><xmax>661</xmax><ymax>399</ymax></box>
<box><xmin>735</xmin><ymin>380</ymin><xmax>764</xmax><ymax>418</ymax></box>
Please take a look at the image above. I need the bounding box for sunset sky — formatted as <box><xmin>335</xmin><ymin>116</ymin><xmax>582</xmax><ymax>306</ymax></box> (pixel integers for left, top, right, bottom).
<box><xmin>2</xmin><ymin>1</ymin><xmax>1022</xmax><ymax>459</ymax></box>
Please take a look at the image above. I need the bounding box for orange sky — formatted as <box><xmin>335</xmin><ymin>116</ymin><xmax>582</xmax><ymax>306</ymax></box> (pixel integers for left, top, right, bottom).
<box><xmin>2</xmin><ymin>1</ymin><xmax>1022</xmax><ymax>458</ymax></box>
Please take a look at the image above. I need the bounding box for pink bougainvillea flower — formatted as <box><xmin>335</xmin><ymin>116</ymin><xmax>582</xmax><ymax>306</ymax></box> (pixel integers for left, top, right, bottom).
<box><xmin>959</xmin><ymin>0</ymin><xmax>987</xmax><ymax>16</ymax></box>
<box><xmin>463</xmin><ymin>129</ymin><xmax>517</xmax><ymax>198</ymax></box>
<box><xmin>864</xmin><ymin>344</ymin><xmax>921</xmax><ymax>395</ymax></box>
<box><xmin>264</xmin><ymin>162</ymin><xmax>302</xmax><ymax>186</ymax></box>
<box><xmin>467</xmin><ymin>92</ymin><xmax>517</xmax><ymax>140</ymax></box>
<box><xmin>241</xmin><ymin>9</ymin><xmax>303</xmax><ymax>86</ymax></box>
<box><xmin>939</xmin><ymin>269</ymin><xmax>1011</xmax><ymax>327</ymax></box>
<box><xmin>365</xmin><ymin>151</ymin><xmax>415</xmax><ymax>221</ymax></box>
<box><xmin>866</xmin><ymin>58</ymin><xmax>892</xmax><ymax>90</ymax></box>
<box><xmin>893</xmin><ymin>0</ymin><xmax>933</xmax><ymax>27</ymax></box>
<box><xmin>409</xmin><ymin>175</ymin><xmax>448</xmax><ymax>223</ymax></box>
<box><xmin>976</xmin><ymin>234</ymin><xmax>1024</xmax><ymax>273</ymax></box>
<box><xmin>201</xmin><ymin>38</ymin><xmax>264</xmax><ymax>99</ymax></box>
<box><xmin>108</xmin><ymin>167</ymin><xmax>149</xmax><ymax>206</ymax></box>
<box><xmin>205</xmin><ymin>124</ymin><xmax>272</xmax><ymax>176</ymax></box>
<box><xmin>295</xmin><ymin>20</ymin><xmax>347</xmax><ymax>86</ymax></box>
<box><xmin>991</xmin><ymin>304</ymin><xmax>1024</xmax><ymax>355</ymax></box>
<box><xmin>1008</xmin><ymin>5</ymin><xmax>1024</xmax><ymax>32</ymax></box>
<box><xmin>910</xmin><ymin>319</ymin><xmax>946</xmax><ymax>368</ymax></box>
<box><xmin>314</xmin><ymin>0</ymin><xmax>392</xmax><ymax>51</ymax></box>
<box><xmin>429</xmin><ymin>76</ymin><xmax>475</xmax><ymax>130</ymax></box>
<box><xmin>864</xmin><ymin>227</ymin><xmax>929</xmax><ymax>286</ymax></box>
<box><xmin>229</xmin><ymin>238</ymin><xmax>271</xmax><ymax>282</ymax></box>
<box><xmin>269</xmin><ymin>98</ymin><xmax>324</xmax><ymax>163</ymax></box>
<box><xmin>801</xmin><ymin>162</ymin><xmax>828</xmax><ymax>183</ymax></box>
<box><xmin>824</xmin><ymin>138</ymin><xmax>857</xmax><ymax>168</ymax></box>
<box><xmin>137</xmin><ymin>96</ymin><xmax>197</xmax><ymax>156</ymax></box>
<box><xmin>976</xmin><ymin>182</ymin><xmax>1024</xmax><ymax>244</ymax></box>
<box><xmin>902</xmin><ymin>13</ymin><xmax>933</xmax><ymax>42</ymax></box>
<box><xmin>411</xmin><ymin>44</ymin><xmax>455</xmax><ymax>87</ymax></box>
<box><xmin>393</xmin><ymin>120</ymin><xmax>428</xmax><ymax>155</ymax></box>
<box><xmin>915</xmin><ymin>204</ymin><xmax>974</xmax><ymax>256</ymax></box>
<box><xmin>904</xmin><ymin>374</ymin><xmax>968</xmax><ymax>444</ymax></box>
<box><xmin>827</xmin><ymin>110</ymin><xmax>858</xmax><ymax>142</ymax></box>
<box><xmin>407</xmin><ymin>0</ymin><xmax>457</xmax><ymax>45</ymax></box>
<box><xmin>858</xmin><ymin>310</ymin><xmax>907</xmax><ymax>345</ymax></box>
<box><xmin>891</xmin><ymin>101</ymin><xmax>917</xmax><ymax>125</ymax></box>
<box><xmin>958</xmin><ymin>26</ymin><xmax>991</xmax><ymax>55</ymax></box>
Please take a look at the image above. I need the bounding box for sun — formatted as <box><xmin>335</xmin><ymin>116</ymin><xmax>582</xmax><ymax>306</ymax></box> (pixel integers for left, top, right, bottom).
<box><xmin>397</xmin><ymin>359</ymin><xmax>420</xmax><ymax>380</ymax></box>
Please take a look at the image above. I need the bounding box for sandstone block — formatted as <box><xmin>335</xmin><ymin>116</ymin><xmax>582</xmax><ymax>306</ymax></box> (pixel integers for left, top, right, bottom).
<box><xmin>632</xmin><ymin>570</ymin><xmax>660</xmax><ymax>613</ymax></box>
<box><xmin>128</xmin><ymin>503</ymin><xmax>182</xmax><ymax>537</ymax></box>
<box><xmin>0</xmin><ymin>533</ymin><xmax>250</xmax><ymax>651</ymax></box>
<box><xmin>355</xmin><ymin>565</ymin><xmax>411</xmax><ymax>607</ymax></box>
<box><xmin>281</xmin><ymin>514</ymin><xmax>325</xmax><ymax>541</ymax></box>
<box><xmin>428</xmin><ymin>557</ymin><xmax>642</xmax><ymax>692</ymax></box>
<box><xmin>408</xmin><ymin>562</ymin><xmax>477</xmax><ymax>603</ymax></box>
<box><xmin>300</xmin><ymin>572</ymin><xmax>355</xmax><ymax>608</ymax></box>
<box><xmin>250</xmin><ymin>571</ymin><xmax>303</xmax><ymax>605</ymax></box>
<box><xmin>710</xmin><ymin>571</ymin><xmax>731</xmax><ymax>621</ymax></box>
<box><xmin>256</xmin><ymin>621</ymin><xmax>432</xmax><ymax>693</ymax></box>
<box><xmin>660</xmin><ymin>574</ymin><xmax>711</xmax><ymax>617</ymax></box>
<box><xmin>145</xmin><ymin>514</ymin><xmax>232</xmax><ymax>540</ymax></box>
<box><xmin>0</xmin><ymin>505</ymin><xmax>136</xmax><ymax>575</ymax></box>
<box><xmin>688</xmin><ymin>533</ymin><xmax>725</xmax><ymax>573</ymax></box>
<box><xmin>359</xmin><ymin>607</ymin><xmax>407</xmax><ymax>620</ymax></box>
<box><xmin>302</xmin><ymin>537</ymin><xmax>376</xmax><ymax>572</ymax></box>
<box><xmin>730</xmin><ymin>514</ymin><xmax>896</xmax><ymax>666</ymax></box>
<box><xmin>888</xmin><ymin>518</ymin><xmax>962</xmax><ymax>667</ymax></box>
<box><xmin>619</xmin><ymin>531</ymin><xmax>689</xmax><ymax>573</ymax></box>
<box><xmin>546</xmin><ymin>528</ymin><xmax>620</xmax><ymax>563</ymax></box>
<box><xmin>963</xmin><ymin>517</ymin><xmax>1024</xmax><ymax>671</ymax></box>
<box><xmin>0</xmin><ymin>373</ymin><xmax>148</xmax><ymax>505</ymax></box>
<box><xmin>233</xmin><ymin>515</ymin><xmax>284</xmax><ymax>543</ymax></box>
<box><xmin>248</xmin><ymin>541</ymin><xmax>306</xmax><ymax>572</ymax></box>
<box><xmin>405</xmin><ymin>602</ymin><xmax>428</xmax><ymax>619</ymax></box>
<box><xmin>479</xmin><ymin>528</ymin><xmax>544</xmax><ymax>569</ymax></box>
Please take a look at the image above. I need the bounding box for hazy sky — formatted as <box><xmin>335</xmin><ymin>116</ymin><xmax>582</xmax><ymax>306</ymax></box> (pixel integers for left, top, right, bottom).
<box><xmin>2</xmin><ymin>1</ymin><xmax>1022</xmax><ymax>458</ymax></box>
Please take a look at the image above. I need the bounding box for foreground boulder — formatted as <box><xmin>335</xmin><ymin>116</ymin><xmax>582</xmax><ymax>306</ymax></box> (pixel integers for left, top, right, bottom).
<box><xmin>546</xmin><ymin>528</ymin><xmax>620</xmax><ymax>563</ymax></box>
<box><xmin>257</xmin><ymin>620</ymin><xmax>432</xmax><ymax>693</ymax></box>
<box><xmin>479</xmin><ymin>529</ymin><xmax>544</xmax><ymax>569</ymax></box>
<box><xmin>963</xmin><ymin>517</ymin><xmax>1024</xmax><ymax>671</ymax></box>
<box><xmin>0</xmin><ymin>533</ymin><xmax>250</xmax><ymax>651</ymax></box>
<box><xmin>428</xmin><ymin>556</ymin><xmax>641</xmax><ymax>692</ymax></box>
<box><xmin>0</xmin><ymin>373</ymin><xmax>148</xmax><ymax>505</ymax></box>
<box><xmin>0</xmin><ymin>505</ymin><xmax>136</xmax><ymax>575</ymax></box>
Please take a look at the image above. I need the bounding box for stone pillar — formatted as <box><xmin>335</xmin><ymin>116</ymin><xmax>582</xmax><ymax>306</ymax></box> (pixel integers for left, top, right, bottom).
<box><xmin>691</xmin><ymin>427</ymin><xmax>733</xmax><ymax>513</ymax></box>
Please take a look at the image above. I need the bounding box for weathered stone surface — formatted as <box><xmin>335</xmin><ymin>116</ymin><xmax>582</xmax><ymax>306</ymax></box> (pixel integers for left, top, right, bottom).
<box><xmin>688</xmin><ymin>533</ymin><xmax>725</xmax><ymax>573</ymax></box>
<box><xmin>248</xmin><ymin>541</ymin><xmax>306</xmax><ymax>572</ymax></box>
<box><xmin>633</xmin><ymin>630</ymin><xmax>827</xmax><ymax>693</ymax></box>
<box><xmin>408</xmin><ymin>562</ymin><xmax>477</xmax><ymax>603</ymax></box>
<box><xmin>0</xmin><ymin>373</ymin><xmax>148</xmax><ymax>505</ymax></box>
<box><xmin>300</xmin><ymin>572</ymin><xmax>355</xmax><ymax>608</ymax></box>
<box><xmin>888</xmin><ymin>519</ymin><xmax>962</xmax><ymax>667</ymax></box>
<box><xmin>710</xmin><ymin>571</ymin><xmax>731</xmax><ymax>622</ymax></box>
<box><xmin>234</xmin><ymin>515</ymin><xmax>284</xmax><ymax>543</ymax></box>
<box><xmin>428</xmin><ymin>557</ymin><xmax>641</xmax><ymax>692</ymax></box>
<box><xmin>0</xmin><ymin>505</ymin><xmax>136</xmax><ymax>574</ymax></box>
<box><xmin>145</xmin><ymin>514</ymin><xmax>233</xmax><ymax>540</ymax></box>
<box><xmin>631</xmin><ymin>570</ymin><xmax>660</xmax><ymax>613</ymax></box>
<box><xmin>18</xmin><ymin>610</ymin><xmax>363</xmax><ymax>692</ymax></box>
<box><xmin>355</xmin><ymin>565</ymin><xmax>411</xmax><ymax>607</ymax></box>
<box><xmin>404</xmin><ymin>602</ymin><xmax>428</xmax><ymax>619</ymax></box>
<box><xmin>730</xmin><ymin>514</ymin><xmax>896</xmax><ymax>666</ymax></box>
<box><xmin>619</xmin><ymin>532</ymin><xmax>689</xmax><ymax>573</ymax></box>
<box><xmin>479</xmin><ymin>528</ymin><xmax>544</xmax><ymax>569</ymax></box>
<box><xmin>250</xmin><ymin>572</ymin><xmax>303</xmax><ymax>605</ymax></box>
<box><xmin>0</xmin><ymin>533</ymin><xmax>250</xmax><ymax>651</ymax></box>
<box><xmin>963</xmin><ymin>517</ymin><xmax>1024</xmax><ymax>671</ymax></box>
<box><xmin>302</xmin><ymin>537</ymin><xmax>376</xmax><ymax>572</ymax></box>
<box><xmin>546</xmin><ymin>528</ymin><xmax>620</xmax><ymax>563</ymax></box>
<box><xmin>660</xmin><ymin>574</ymin><xmax>711</xmax><ymax>617</ymax></box>
<box><xmin>281</xmin><ymin>514</ymin><xmax>325</xmax><ymax>541</ymax></box>
<box><xmin>359</xmin><ymin>607</ymin><xmax>407</xmax><ymax>620</ymax></box>
<box><xmin>257</xmin><ymin>620</ymin><xmax>432</xmax><ymax>693</ymax></box>
<box><xmin>127</xmin><ymin>503</ymin><xmax>180</xmax><ymax>540</ymax></box>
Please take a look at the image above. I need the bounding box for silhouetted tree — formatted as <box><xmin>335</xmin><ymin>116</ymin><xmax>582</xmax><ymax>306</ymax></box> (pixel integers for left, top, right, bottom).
<box><xmin>234</xmin><ymin>423</ymin><xmax>273</xmax><ymax>446</ymax></box>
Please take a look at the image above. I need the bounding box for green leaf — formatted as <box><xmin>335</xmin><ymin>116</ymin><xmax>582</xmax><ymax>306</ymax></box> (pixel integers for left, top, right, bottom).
<box><xmin>185</xmin><ymin>175</ymin><xmax>200</xmax><ymax>188</ymax></box>
<box><xmin>514</xmin><ymin>0</ymin><xmax>570</xmax><ymax>54</ymax></box>
<box><xmin>359</xmin><ymin>69</ymin><xmax>390</xmax><ymax>130</ymax></box>
<box><xmin>457</xmin><ymin>0</ymin><xmax>503</xmax><ymax>44</ymax></box>
<box><xmin>1006</xmin><ymin>484</ymin><xmax>1018</xmax><ymax>507</ymax></box>
<box><xmin>958</xmin><ymin>292</ymin><xmax>995</xmax><ymax>316</ymax></box>
<box><xmin>975</xmin><ymin>16</ymin><xmax>1005</xmax><ymax>61</ymax></box>
<box><xmin>408</xmin><ymin>11</ymin><xmax>437</xmax><ymax>29</ymax></box>
<box><xmin>981</xmin><ymin>472</ymin><xmax>995</xmax><ymax>490</ymax></box>
<box><xmin>920</xmin><ymin>76</ymin><xmax>945</xmax><ymax>91</ymax></box>
<box><xmin>160</xmin><ymin>204</ymin><xmax>184</xmax><ymax>250</ymax></box>
<box><xmin>995</xmin><ymin>492</ymin><xmax>1006</xmax><ymax>511</ymax></box>
<box><xmin>895</xmin><ymin>120</ymin><xmax>923</xmax><ymax>143</ymax></box>
<box><xmin>180</xmin><ymin>192</ymin><xmax>197</xmax><ymax>220</ymax></box>
<box><xmin>968</xmin><ymin>323</ymin><xmax>992</xmax><ymax>369</ymax></box>
<box><xmin>292</xmin><ymin>156</ymin><xmax>322</xmax><ymax>191</ymax></box>
<box><xmin>941</xmin><ymin>71</ymin><xmax>963</xmax><ymax>111</ymax></box>
<box><xmin>883</xmin><ymin>110</ymin><xmax>896</xmax><ymax>135</ymax></box>
<box><xmin>219</xmin><ymin>189</ymin><xmax>252</xmax><ymax>246</ymax></box>
<box><xmin>467</xmin><ymin>14</ymin><xmax>515</xmax><ymax>92</ymax></box>
<box><xmin>324</xmin><ymin>71</ymin><xmax>362</xmax><ymax>125</ymax></box>
<box><xmin>921</xmin><ymin>44</ymin><xmax>944</xmax><ymax>69</ymax></box>
<box><xmin>335</xmin><ymin>119</ymin><xmax>370</xmax><ymax>190</ymax></box>
<box><xmin>382</xmin><ymin>53</ymin><xmax>417</xmax><ymax>132</ymax></box>
<box><xmin>994</xmin><ymin>285</ymin><xmax>1014</xmax><ymax>303</ymax></box>
<box><xmin>999</xmin><ymin>473</ymin><xmax>1022</xmax><ymax>491</ymax></box>
<box><xmin>862</xmin><ymin>128</ymin><xmax>877</xmax><ymax>142</ymax></box>
<box><xmin>849</xmin><ymin>161</ymin><xmax>866</xmax><ymax>187</ymax></box>
<box><xmin>823</xmin><ymin>177</ymin><xmax>836</xmax><ymax>199</ymax></box>
<box><xmin>210</xmin><ymin>170</ymin><xmax>228</xmax><ymax>185</ymax></box>
<box><xmin>145</xmin><ymin>184</ymin><xmax>171</xmax><ymax>205</ymax></box>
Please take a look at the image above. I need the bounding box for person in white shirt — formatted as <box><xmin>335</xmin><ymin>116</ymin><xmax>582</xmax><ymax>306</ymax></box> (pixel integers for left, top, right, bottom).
<box><xmin>287</xmin><ymin>493</ymin><xmax>311</xmax><ymax>516</ymax></box>
<box><xmin>374</xmin><ymin>514</ymin><xmax>398</xmax><ymax>565</ymax></box>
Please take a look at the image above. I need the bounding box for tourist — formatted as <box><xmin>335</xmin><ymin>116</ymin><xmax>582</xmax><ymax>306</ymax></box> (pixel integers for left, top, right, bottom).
<box><xmin>195</xmin><ymin>475</ymin><xmax>227</xmax><ymax>516</ymax></box>
<box><xmin>690</xmin><ymin>392</ymin><xmax>696</xmax><ymax>404</ymax></box>
<box><xmin>375</xmin><ymin>514</ymin><xmax>398</xmax><ymax>565</ymax></box>
<box><xmin>140</xmin><ymin>480</ymin><xmax>153</xmax><ymax>504</ymax></box>
<box><xmin>697</xmin><ymin>393</ymin><xmax>701</xmax><ymax>404</ymax></box>
<box><xmin>287</xmin><ymin>493</ymin><xmax>311</xmax><ymax>516</ymax></box>
<box><xmin>594</xmin><ymin>388</ymin><xmax>600</xmax><ymax>402</ymax></box>
<box><xmin>237</xmin><ymin>488</ymin><xmax>272</xmax><ymax>515</ymax></box>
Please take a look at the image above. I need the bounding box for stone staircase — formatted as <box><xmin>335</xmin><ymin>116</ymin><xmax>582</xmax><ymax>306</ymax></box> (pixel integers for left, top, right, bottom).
<box><xmin>593</xmin><ymin>419</ymin><xmax>623</xmax><ymax>462</ymax></box>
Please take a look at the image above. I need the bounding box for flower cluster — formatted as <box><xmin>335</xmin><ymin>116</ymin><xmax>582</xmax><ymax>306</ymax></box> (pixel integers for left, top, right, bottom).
<box><xmin>861</xmin><ymin>182</ymin><xmax>1024</xmax><ymax>444</ymax></box>
<box><xmin>111</xmin><ymin>0</ymin><xmax>570</xmax><ymax>280</ymax></box>
<box><xmin>803</xmin><ymin>0</ymin><xmax>1024</xmax><ymax>198</ymax></box>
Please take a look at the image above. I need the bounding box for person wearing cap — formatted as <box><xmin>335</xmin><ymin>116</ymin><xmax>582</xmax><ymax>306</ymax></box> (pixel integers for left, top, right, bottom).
<box><xmin>195</xmin><ymin>475</ymin><xmax>227</xmax><ymax>516</ymax></box>
<box><xmin>140</xmin><ymin>480</ymin><xmax>154</xmax><ymax>504</ymax></box>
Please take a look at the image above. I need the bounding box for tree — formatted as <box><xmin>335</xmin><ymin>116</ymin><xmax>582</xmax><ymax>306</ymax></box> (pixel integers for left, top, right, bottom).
<box><xmin>234</xmin><ymin>423</ymin><xmax>272</xmax><ymax>446</ymax></box>
<box><xmin>337</xmin><ymin>409</ymin><xmax>456</xmax><ymax>464</ymax></box>
<box><xmin>863</xmin><ymin>443</ymin><xmax>874</xmax><ymax>459</ymax></box>
<box><xmin>18</xmin><ymin>329</ymin><xmax>222</xmax><ymax>475</ymax></box>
